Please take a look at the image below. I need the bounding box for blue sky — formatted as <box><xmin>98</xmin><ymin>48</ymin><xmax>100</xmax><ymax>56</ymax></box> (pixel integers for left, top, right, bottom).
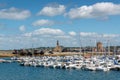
<box><xmin>0</xmin><ymin>0</ymin><xmax>120</xmax><ymax>50</ymax></box>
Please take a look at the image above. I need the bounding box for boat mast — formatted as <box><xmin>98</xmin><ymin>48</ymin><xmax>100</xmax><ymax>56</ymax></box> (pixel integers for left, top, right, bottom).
<box><xmin>79</xmin><ymin>32</ymin><xmax>82</xmax><ymax>55</ymax></box>
<box><xmin>107</xmin><ymin>39</ymin><xmax>110</xmax><ymax>57</ymax></box>
<box><xmin>113</xmin><ymin>40</ymin><xmax>116</xmax><ymax>56</ymax></box>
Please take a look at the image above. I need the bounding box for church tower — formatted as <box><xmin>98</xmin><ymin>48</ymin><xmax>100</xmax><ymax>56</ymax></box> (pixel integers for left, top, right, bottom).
<box><xmin>57</xmin><ymin>40</ymin><xmax>59</xmax><ymax>46</ymax></box>
<box><xmin>53</xmin><ymin>40</ymin><xmax>62</xmax><ymax>52</ymax></box>
<box><xmin>97</xmin><ymin>42</ymin><xmax>103</xmax><ymax>52</ymax></box>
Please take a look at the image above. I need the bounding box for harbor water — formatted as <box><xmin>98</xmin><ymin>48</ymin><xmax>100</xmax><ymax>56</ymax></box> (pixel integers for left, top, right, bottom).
<box><xmin>0</xmin><ymin>62</ymin><xmax>120</xmax><ymax>80</ymax></box>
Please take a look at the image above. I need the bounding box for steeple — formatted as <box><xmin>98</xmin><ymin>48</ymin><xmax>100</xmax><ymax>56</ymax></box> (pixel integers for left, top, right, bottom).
<box><xmin>57</xmin><ymin>40</ymin><xmax>59</xmax><ymax>46</ymax></box>
<box><xmin>54</xmin><ymin>40</ymin><xmax>62</xmax><ymax>52</ymax></box>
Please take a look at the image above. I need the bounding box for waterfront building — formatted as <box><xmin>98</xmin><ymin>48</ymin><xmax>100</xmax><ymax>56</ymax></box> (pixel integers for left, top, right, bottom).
<box><xmin>97</xmin><ymin>42</ymin><xmax>103</xmax><ymax>52</ymax></box>
<box><xmin>53</xmin><ymin>40</ymin><xmax>63</xmax><ymax>52</ymax></box>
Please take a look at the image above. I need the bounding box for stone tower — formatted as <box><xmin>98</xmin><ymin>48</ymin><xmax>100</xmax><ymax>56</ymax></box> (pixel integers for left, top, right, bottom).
<box><xmin>96</xmin><ymin>42</ymin><xmax>103</xmax><ymax>52</ymax></box>
<box><xmin>54</xmin><ymin>40</ymin><xmax>62</xmax><ymax>52</ymax></box>
<box><xmin>57</xmin><ymin>40</ymin><xmax>59</xmax><ymax>46</ymax></box>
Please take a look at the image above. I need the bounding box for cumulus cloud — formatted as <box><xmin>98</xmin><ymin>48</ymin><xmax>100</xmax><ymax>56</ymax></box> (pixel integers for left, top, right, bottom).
<box><xmin>69</xmin><ymin>31</ymin><xmax>76</xmax><ymax>36</ymax></box>
<box><xmin>66</xmin><ymin>2</ymin><xmax>120</xmax><ymax>19</ymax></box>
<box><xmin>80</xmin><ymin>32</ymin><xmax>119</xmax><ymax>38</ymax></box>
<box><xmin>38</xmin><ymin>5</ymin><xmax>66</xmax><ymax>16</ymax></box>
<box><xmin>0</xmin><ymin>7</ymin><xmax>31</xmax><ymax>20</ymax></box>
<box><xmin>33</xmin><ymin>28</ymin><xmax>64</xmax><ymax>35</ymax></box>
<box><xmin>55</xmin><ymin>35</ymin><xmax>71</xmax><ymax>39</ymax></box>
<box><xmin>19</xmin><ymin>25</ymin><xmax>26</xmax><ymax>32</ymax></box>
<box><xmin>24</xmin><ymin>28</ymin><xmax>65</xmax><ymax>37</ymax></box>
<box><xmin>102</xmin><ymin>34</ymin><xmax>119</xmax><ymax>38</ymax></box>
<box><xmin>80</xmin><ymin>32</ymin><xmax>98</xmax><ymax>37</ymax></box>
<box><xmin>32</xmin><ymin>19</ymin><xmax>54</xmax><ymax>26</ymax></box>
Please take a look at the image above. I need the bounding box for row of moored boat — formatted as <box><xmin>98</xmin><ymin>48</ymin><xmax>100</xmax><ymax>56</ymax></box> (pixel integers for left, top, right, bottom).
<box><xmin>11</xmin><ymin>55</ymin><xmax>120</xmax><ymax>72</ymax></box>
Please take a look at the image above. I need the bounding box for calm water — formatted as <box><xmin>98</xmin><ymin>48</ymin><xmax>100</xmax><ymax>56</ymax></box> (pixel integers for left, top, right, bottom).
<box><xmin>0</xmin><ymin>62</ymin><xmax>120</xmax><ymax>80</ymax></box>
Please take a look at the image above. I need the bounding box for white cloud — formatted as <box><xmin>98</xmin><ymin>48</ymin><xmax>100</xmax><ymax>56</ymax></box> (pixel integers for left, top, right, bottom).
<box><xmin>55</xmin><ymin>35</ymin><xmax>71</xmax><ymax>39</ymax></box>
<box><xmin>80</xmin><ymin>32</ymin><xmax>98</xmax><ymax>37</ymax></box>
<box><xmin>32</xmin><ymin>19</ymin><xmax>54</xmax><ymax>26</ymax></box>
<box><xmin>102</xmin><ymin>34</ymin><xmax>119</xmax><ymax>38</ymax></box>
<box><xmin>24</xmin><ymin>28</ymin><xmax>65</xmax><ymax>37</ymax></box>
<box><xmin>19</xmin><ymin>25</ymin><xmax>26</xmax><ymax>32</ymax></box>
<box><xmin>80</xmin><ymin>32</ymin><xmax>120</xmax><ymax>38</ymax></box>
<box><xmin>23</xmin><ymin>33</ymin><xmax>32</xmax><ymax>37</ymax></box>
<box><xmin>66</xmin><ymin>2</ymin><xmax>120</xmax><ymax>19</ymax></box>
<box><xmin>33</xmin><ymin>28</ymin><xmax>64</xmax><ymax>35</ymax></box>
<box><xmin>0</xmin><ymin>7</ymin><xmax>31</xmax><ymax>20</ymax></box>
<box><xmin>69</xmin><ymin>31</ymin><xmax>76</xmax><ymax>36</ymax></box>
<box><xmin>38</xmin><ymin>5</ymin><xmax>66</xmax><ymax>16</ymax></box>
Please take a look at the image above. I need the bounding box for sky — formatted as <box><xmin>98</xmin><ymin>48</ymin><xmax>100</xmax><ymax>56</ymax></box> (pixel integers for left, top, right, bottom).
<box><xmin>0</xmin><ymin>0</ymin><xmax>120</xmax><ymax>50</ymax></box>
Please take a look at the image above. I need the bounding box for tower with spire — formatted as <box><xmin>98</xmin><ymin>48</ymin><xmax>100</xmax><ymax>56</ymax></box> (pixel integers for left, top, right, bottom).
<box><xmin>53</xmin><ymin>40</ymin><xmax>63</xmax><ymax>52</ymax></box>
<box><xmin>57</xmin><ymin>40</ymin><xmax>59</xmax><ymax>46</ymax></box>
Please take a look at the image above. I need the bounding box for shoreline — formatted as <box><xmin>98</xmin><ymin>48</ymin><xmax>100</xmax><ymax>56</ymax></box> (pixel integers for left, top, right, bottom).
<box><xmin>0</xmin><ymin>51</ymin><xmax>83</xmax><ymax>57</ymax></box>
<box><xmin>0</xmin><ymin>53</ymin><xmax>15</xmax><ymax>57</ymax></box>
<box><xmin>0</xmin><ymin>51</ymin><xmax>115</xmax><ymax>58</ymax></box>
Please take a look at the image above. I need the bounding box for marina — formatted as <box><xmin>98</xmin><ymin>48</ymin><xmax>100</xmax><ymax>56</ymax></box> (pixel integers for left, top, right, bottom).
<box><xmin>1</xmin><ymin>55</ymin><xmax>120</xmax><ymax>80</ymax></box>
<box><xmin>13</xmin><ymin>55</ymin><xmax>120</xmax><ymax>71</ymax></box>
<box><xmin>0</xmin><ymin>0</ymin><xmax>120</xmax><ymax>80</ymax></box>
<box><xmin>1</xmin><ymin>54</ymin><xmax>120</xmax><ymax>71</ymax></box>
